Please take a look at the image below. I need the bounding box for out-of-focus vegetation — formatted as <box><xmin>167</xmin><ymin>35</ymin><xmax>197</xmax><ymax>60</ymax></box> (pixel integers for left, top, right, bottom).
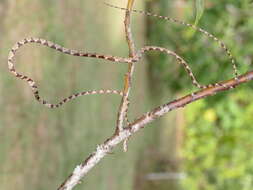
<box><xmin>183</xmin><ymin>89</ymin><xmax>253</xmax><ymax>190</ymax></box>
<box><xmin>146</xmin><ymin>0</ymin><xmax>253</xmax><ymax>189</ymax></box>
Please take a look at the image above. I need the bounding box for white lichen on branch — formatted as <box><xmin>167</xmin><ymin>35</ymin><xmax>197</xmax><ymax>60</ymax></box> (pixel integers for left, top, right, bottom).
<box><xmin>58</xmin><ymin>70</ymin><xmax>253</xmax><ymax>190</ymax></box>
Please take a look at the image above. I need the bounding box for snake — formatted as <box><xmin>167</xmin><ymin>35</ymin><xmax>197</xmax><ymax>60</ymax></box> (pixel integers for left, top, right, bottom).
<box><xmin>8</xmin><ymin>4</ymin><xmax>239</xmax><ymax>108</ymax></box>
<box><xmin>8</xmin><ymin>37</ymin><xmax>209</xmax><ymax>109</ymax></box>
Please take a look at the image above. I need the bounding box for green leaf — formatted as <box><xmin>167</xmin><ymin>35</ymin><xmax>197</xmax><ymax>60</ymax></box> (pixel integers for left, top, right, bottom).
<box><xmin>194</xmin><ymin>0</ymin><xmax>205</xmax><ymax>26</ymax></box>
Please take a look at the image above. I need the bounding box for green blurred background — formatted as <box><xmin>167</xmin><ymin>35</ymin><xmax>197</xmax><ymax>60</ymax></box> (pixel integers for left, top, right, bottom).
<box><xmin>0</xmin><ymin>0</ymin><xmax>253</xmax><ymax>190</ymax></box>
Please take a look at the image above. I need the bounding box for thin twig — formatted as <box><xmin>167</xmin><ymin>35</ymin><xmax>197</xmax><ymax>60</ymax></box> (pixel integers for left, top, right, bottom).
<box><xmin>114</xmin><ymin>0</ymin><xmax>136</xmax><ymax>150</ymax></box>
<box><xmin>57</xmin><ymin>70</ymin><xmax>253</xmax><ymax>190</ymax></box>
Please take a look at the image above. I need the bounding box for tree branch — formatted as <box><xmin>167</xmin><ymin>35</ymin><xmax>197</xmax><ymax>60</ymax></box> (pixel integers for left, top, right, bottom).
<box><xmin>57</xmin><ymin>70</ymin><xmax>253</xmax><ymax>190</ymax></box>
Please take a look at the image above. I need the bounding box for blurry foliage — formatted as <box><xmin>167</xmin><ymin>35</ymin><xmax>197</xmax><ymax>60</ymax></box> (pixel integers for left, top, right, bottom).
<box><xmin>183</xmin><ymin>88</ymin><xmax>253</xmax><ymax>189</ymax></box>
<box><xmin>147</xmin><ymin>0</ymin><xmax>253</xmax><ymax>91</ymax></box>
<box><xmin>146</xmin><ymin>0</ymin><xmax>253</xmax><ymax>189</ymax></box>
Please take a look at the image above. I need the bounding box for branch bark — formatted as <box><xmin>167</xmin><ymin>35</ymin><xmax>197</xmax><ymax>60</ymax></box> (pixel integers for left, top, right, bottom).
<box><xmin>57</xmin><ymin>70</ymin><xmax>253</xmax><ymax>190</ymax></box>
<box><xmin>115</xmin><ymin>0</ymin><xmax>136</xmax><ymax>133</ymax></box>
<box><xmin>115</xmin><ymin>0</ymin><xmax>136</xmax><ymax>150</ymax></box>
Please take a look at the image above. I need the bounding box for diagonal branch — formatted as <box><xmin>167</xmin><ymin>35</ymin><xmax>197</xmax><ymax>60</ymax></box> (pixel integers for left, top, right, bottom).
<box><xmin>57</xmin><ymin>70</ymin><xmax>253</xmax><ymax>190</ymax></box>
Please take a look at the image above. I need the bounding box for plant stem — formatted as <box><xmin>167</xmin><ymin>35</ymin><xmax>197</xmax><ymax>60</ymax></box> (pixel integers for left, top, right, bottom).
<box><xmin>115</xmin><ymin>0</ymin><xmax>136</xmax><ymax>135</ymax></box>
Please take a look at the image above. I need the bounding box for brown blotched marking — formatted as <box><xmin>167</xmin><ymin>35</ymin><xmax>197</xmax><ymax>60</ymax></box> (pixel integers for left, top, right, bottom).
<box><xmin>106</xmin><ymin>57</ymin><xmax>116</xmax><ymax>61</ymax></box>
<box><xmin>81</xmin><ymin>53</ymin><xmax>88</xmax><ymax>57</ymax></box>
<box><xmin>98</xmin><ymin>55</ymin><xmax>105</xmax><ymax>59</ymax></box>
<box><xmin>17</xmin><ymin>42</ymin><xmax>22</xmax><ymax>47</ymax></box>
